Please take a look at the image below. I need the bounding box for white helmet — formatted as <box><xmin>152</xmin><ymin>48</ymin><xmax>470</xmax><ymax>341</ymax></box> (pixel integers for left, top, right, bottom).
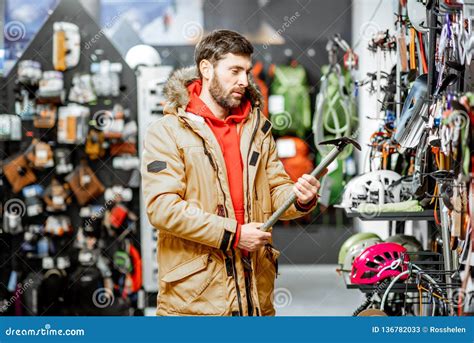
<box><xmin>125</xmin><ymin>44</ymin><xmax>161</xmax><ymax>70</ymax></box>
<box><xmin>407</xmin><ymin>0</ymin><xmax>428</xmax><ymax>33</ymax></box>
<box><xmin>340</xmin><ymin>170</ymin><xmax>402</xmax><ymax>209</ymax></box>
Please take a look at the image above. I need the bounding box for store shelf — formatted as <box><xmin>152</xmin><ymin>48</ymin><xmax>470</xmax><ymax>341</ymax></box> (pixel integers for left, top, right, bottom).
<box><xmin>343</xmin><ymin>208</ymin><xmax>435</xmax><ymax>221</ymax></box>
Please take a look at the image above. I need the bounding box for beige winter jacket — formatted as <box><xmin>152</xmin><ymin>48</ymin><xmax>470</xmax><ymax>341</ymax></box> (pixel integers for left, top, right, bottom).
<box><xmin>141</xmin><ymin>67</ymin><xmax>316</xmax><ymax>316</ymax></box>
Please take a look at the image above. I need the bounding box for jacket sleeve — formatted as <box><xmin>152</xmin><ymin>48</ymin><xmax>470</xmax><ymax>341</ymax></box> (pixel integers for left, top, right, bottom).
<box><xmin>265</xmin><ymin>135</ymin><xmax>317</xmax><ymax>220</ymax></box>
<box><xmin>141</xmin><ymin>120</ymin><xmax>237</xmax><ymax>251</ymax></box>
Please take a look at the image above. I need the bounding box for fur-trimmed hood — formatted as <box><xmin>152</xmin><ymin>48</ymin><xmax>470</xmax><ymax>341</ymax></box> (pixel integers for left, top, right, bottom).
<box><xmin>163</xmin><ymin>66</ymin><xmax>263</xmax><ymax>113</ymax></box>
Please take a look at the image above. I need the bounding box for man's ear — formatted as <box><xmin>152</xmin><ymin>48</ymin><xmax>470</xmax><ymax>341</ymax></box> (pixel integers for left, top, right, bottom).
<box><xmin>199</xmin><ymin>59</ymin><xmax>213</xmax><ymax>80</ymax></box>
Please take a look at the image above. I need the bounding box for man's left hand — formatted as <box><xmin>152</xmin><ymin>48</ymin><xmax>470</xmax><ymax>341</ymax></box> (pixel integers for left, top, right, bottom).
<box><xmin>293</xmin><ymin>174</ymin><xmax>321</xmax><ymax>204</ymax></box>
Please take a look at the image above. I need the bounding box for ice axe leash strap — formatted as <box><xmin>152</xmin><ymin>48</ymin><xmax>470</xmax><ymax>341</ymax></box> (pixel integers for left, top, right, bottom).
<box><xmin>259</xmin><ymin>137</ymin><xmax>361</xmax><ymax>232</ymax></box>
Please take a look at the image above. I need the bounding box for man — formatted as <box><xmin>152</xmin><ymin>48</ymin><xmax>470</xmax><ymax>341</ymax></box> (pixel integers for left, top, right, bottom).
<box><xmin>141</xmin><ymin>30</ymin><xmax>321</xmax><ymax>316</ymax></box>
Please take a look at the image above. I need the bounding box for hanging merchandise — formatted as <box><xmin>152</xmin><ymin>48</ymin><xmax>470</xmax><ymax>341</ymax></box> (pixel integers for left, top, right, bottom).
<box><xmin>367</xmin><ymin>31</ymin><xmax>397</xmax><ymax>120</ymax></box>
<box><xmin>112</xmin><ymin>156</ymin><xmax>140</xmax><ymax>171</ymax></box>
<box><xmin>110</xmin><ymin>141</ymin><xmax>137</xmax><ymax>156</ymax></box>
<box><xmin>104</xmin><ymin>185</ymin><xmax>133</xmax><ymax>203</ymax></box>
<box><xmin>2</xmin><ymin>202</ymin><xmax>25</xmax><ymax>235</ymax></box>
<box><xmin>22</xmin><ymin>184</ymin><xmax>45</xmax><ymax>217</ymax></box>
<box><xmin>391</xmin><ymin>73</ymin><xmax>439</xmax><ymax>197</ymax></box>
<box><xmin>122</xmin><ymin>120</ymin><xmax>138</xmax><ymax>141</ymax></box>
<box><xmin>34</xmin><ymin>104</ymin><xmax>57</xmax><ymax>129</ymax></box>
<box><xmin>3</xmin><ymin>154</ymin><xmax>37</xmax><ymax>193</ymax></box>
<box><xmin>113</xmin><ymin>250</ymin><xmax>132</xmax><ymax>275</ymax></box>
<box><xmin>17</xmin><ymin>60</ymin><xmax>42</xmax><ymax>86</ymax></box>
<box><xmin>104</xmin><ymin>202</ymin><xmax>138</xmax><ymax>233</ymax></box>
<box><xmin>91</xmin><ymin>60</ymin><xmax>123</xmax><ymax>97</ymax></box>
<box><xmin>68</xmin><ymin>249</ymin><xmax>129</xmax><ymax>316</ymax></box>
<box><xmin>276</xmin><ymin>136</ymin><xmax>313</xmax><ymax>182</ymax></box>
<box><xmin>0</xmin><ymin>114</ymin><xmax>22</xmax><ymax>141</ymax></box>
<box><xmin>313</xmin><ymin>35</ymin><xmax>358</xmax><ymax>159</ymax></box>
<box><xmin>361</xmin><ymin>69</ymin><xmax>406</xmax><ymax>172</ymax></box>
<box><xmin>0</xmin><ymin>1</ymin><xmax>144</xmax><ymax>318</ymax></box>
<box><xmin>68</xmin><ymin>74</ymin><xmax>97</xmax><ymax>104</ymax></box>
<box><xmin>66</xmin><ymin>161</ymin><xmax>105</xmax><ymax>206</ymax></box>
<box><xmin>21</xmin><ymin>225</ymin><xmax>44</xmax><ymax>256</ymax></box>
<box><xmin>85</xmin><ymin>129</ymin><xmax>106</xmax><ymax>160</ymax></box>
<box><xmin>54</xmin><ymin>148</ymin><xmax>73</xmax><ymax>175</ymax></box>
<box><xmin>108</xmin><ymin>205</ymin><xmax>130</xmax><ymax>230</ymax></box>
<box><xmin>313</xmin><ymin>64</ymin><xmax>357</xmax><ymax>158</ymax></box>
<box><xmin>25</xmin><ymin>139</ymin><xmax>55</xmax><ymax>169</ymax></box>
<box><xmin>15</xmin><ymin>88</ymin><xmax>36</xmax><ymax>120</ymax></box>
<box><xmin>91</xmin><ymin>104</ymin><xmax>127</xmax><ymax>139</ymax></box>
<box><xmin>36</xmin><ymin>71</ymin><xmax>65</xmax><ymax>104</ymax></box>
<box><xmin>43</xmin><ymin>179</ymin><xmax>72</xmax><ymax>212</ymax></box>
<box><xmin>79</xmin><ymin>206</ymin><xmax>106</xmax><ymax>238</ymax></box>
<box><xmin>128</xmin><ymin>244</ymin><xmax>143</xmax><ymax>293</ymax></box>
<box><xmin>44</xmin><ymin>215</ymin><xmax>73</xmax><ymax>236</ymax></box>
<box><xmin>112</xmin><ymin>242</ymin><xmax>143</xmax><ymax>296</ymax></box>
<box><xmin>53</xmin><ymin>22</ymin><xmax>80</xmax><ymax>72</ymax></box>
<box><xmin>407</xmin><ymin>0</ymin><xmax>429</xmax><ymax>33</ymax></box>
<box><xmin>57</xmin><ymin>103</ymin><xmax>90</xmax><ymax>144</ymax></box>
<box><xmin>345</xmin><ymin>0</ymin><xmax>474</xmax><ymax>317</ymax></box>
<box><xmin>269</xmin><ymin>64</ymin><xmax>311</xmax><ymax>138</ymax></box>
<box><xmin>312</xmin><ymin>35</ymin><xmax>359</xmax><ymax>208</ymax></box>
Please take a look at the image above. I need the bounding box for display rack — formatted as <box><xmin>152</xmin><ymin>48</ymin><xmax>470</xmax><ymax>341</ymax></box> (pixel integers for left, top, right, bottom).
<box><xmin>343</xmin><ymin>0</ymin><xmax>473</xmax><ymax>316</ymax></box>
<box><xmin>0</xmin><ymin>0</ymin><xmax>141</xmax><ymax>315</ymax></box>
<box><xmin>344</xmin><ymin>208</ymin><xmax>435</xmax><ymax>221</ymax></box>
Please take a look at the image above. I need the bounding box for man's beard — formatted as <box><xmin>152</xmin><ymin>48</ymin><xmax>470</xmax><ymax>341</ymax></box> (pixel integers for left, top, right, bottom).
<box><xmin>209</xmin><ymin>76</ymin><xmax>243</xmax><ymax>110</ymax></box>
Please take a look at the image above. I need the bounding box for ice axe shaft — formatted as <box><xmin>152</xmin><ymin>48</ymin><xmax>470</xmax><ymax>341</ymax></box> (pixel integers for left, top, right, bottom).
<box><xmin>260</xmin><ymin>137</ymin><xmax>360</xmax><ymax>232</ymax></box>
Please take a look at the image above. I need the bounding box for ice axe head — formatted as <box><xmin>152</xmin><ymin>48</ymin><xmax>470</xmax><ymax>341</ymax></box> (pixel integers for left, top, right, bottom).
<box><xmin>318</xmin><ymin>137</ymin><xmax>361</xmax><ymax>151</ymax></box>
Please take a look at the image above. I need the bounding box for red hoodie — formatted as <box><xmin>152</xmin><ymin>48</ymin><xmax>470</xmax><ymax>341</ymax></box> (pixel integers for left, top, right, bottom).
<box><xmin>186</xmin><ymin>80</ymin><xmax>251</xmax><ymax>248</ymax></box>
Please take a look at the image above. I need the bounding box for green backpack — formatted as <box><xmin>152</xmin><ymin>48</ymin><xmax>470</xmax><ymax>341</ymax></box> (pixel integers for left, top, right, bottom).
<box><xmin>313</xmin><ymin>64</ymin><xmax>358</xmax><ymax>160</ymax></box>
<box><xmin>269</xmin><ymin>65</ymin><xmax>311</xmax><ymax>138</ymax></box>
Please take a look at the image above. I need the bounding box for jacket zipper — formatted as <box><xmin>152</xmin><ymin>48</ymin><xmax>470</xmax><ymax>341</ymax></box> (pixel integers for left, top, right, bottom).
<box><xmin>246</xmin><ymin>109</ymin><xmax>261</xmax><ymax>220</ymax></box>
<box><xmin>202</xmin><ymin>140</ymin><xmax>244</xmax><ymax>315</ymax></box>
<box><xmin>186</xmin><ymin>124</ymin><xmax>243</xmax><ymax>316</ymax></box>
<box><xmin>231</xmin><ymin>249</ymin><xmax>243</xmax><ymax>316</ymax></box>
<box><xmin>183</xmin><ymin>118</ymin><xmax>252</xmax><ymax>316</ymax></box>
<box><xmin>243</xmin><ymin>108</ymin><xmax>261</xmax><ymax>317</ymax></box>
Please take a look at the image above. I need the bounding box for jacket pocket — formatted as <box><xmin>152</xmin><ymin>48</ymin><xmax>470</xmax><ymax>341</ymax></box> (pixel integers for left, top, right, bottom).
<box><xmin>161</xmin><ymin>253</ymin><xmax>225</xmax><ymax>315</ymax></box>
<box><xmin>255</xmin><ymin>245</ymin><xmax>280</xmax><ymax>316</ymax></box>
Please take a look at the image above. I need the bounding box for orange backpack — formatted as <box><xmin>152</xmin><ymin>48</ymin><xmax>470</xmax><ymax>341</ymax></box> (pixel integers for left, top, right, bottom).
<box><xmin>276</xmin><ymin>136</ymin><xmax>314</xmax><ymax>182</ymax></box>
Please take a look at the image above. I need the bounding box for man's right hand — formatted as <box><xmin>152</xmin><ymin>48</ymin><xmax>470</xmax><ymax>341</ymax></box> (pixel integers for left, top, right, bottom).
<box><xmin>237</xmin><ymin>222</ymin><xmax>271</xmax><ymax>252</ymax></box>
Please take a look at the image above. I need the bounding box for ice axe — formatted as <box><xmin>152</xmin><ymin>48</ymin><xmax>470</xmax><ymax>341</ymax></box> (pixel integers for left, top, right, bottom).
<box><xmin>259</xmin><ymin>137</ymin><xmax>361</xmax><ymax>232</ymax></box>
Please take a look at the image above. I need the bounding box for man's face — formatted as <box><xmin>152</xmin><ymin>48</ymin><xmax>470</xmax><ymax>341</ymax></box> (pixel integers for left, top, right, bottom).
<box><xmin>207</xmin><ymin>53</ymin><xmax>252</xmax><ymax>110</ymax></box>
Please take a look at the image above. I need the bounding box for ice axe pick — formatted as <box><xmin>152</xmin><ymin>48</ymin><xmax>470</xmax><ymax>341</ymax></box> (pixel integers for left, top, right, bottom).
<box><xmin>259</xmin><ymin>137</ymin><xmax>361</xmax><ymax>232</ymax></box>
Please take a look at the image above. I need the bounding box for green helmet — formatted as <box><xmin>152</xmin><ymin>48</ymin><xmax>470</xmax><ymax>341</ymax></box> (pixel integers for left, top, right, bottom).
<box><xmin>385</xmin><ymin>234</ymin><xmax>423</xmax><ymax>253</ymax></box>
<box><xmin>338</xmin><ymin>232</ymin><xmax>382</xmax><ymax>265</ymax></box>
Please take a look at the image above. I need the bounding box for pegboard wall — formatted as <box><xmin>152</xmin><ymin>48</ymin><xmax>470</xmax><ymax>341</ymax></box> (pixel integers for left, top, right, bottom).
<box><xmin>0</xmin><ymin>0</ymin><xmax>141</xmax><ymax>315</ymax></box>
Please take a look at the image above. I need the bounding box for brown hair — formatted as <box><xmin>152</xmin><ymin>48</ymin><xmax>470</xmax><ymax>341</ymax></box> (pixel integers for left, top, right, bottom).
<box><xmin>194</xmin><ymin>29</ymin><xmax>253</xmax><ymax>77</ymax></box>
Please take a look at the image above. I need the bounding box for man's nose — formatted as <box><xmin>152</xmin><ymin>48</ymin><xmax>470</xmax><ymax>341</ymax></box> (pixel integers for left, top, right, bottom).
<box><xmin>238</xmin><ymin>74</ymin><xmax>249</xmax><ymax>88</ymax></box>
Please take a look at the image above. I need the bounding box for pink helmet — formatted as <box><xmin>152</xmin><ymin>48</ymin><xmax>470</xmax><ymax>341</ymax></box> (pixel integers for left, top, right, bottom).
<box><xmin>350</xmin><ymin>242</ymin><xmax>409</xmax><ymax>285</ymax></box>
